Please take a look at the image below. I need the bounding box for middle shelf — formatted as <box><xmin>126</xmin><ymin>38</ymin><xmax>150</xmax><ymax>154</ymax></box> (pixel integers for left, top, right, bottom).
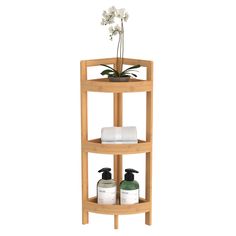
<box><xmin>82</xmin><ymin>138</ymin><xmax>151</xmax><ymax>154</ymax></box>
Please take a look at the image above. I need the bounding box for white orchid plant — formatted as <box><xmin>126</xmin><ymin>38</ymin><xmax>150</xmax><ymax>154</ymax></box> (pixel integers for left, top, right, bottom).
<box><xmin>100</xmin><ymin>6</ymin><xmax>140</xmax><ymax>79</ymax></box>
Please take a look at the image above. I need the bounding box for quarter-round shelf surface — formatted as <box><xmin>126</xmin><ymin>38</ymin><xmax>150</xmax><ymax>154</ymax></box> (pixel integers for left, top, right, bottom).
<box><xmin>81</xmin><ymin>78</ymin><xmax>153</xmax><ymax>93</ymax></box>
<box><xmin>84</xmin><ymin>197</ymin><xmax>151</xmax><ymax>215</ymax></box>
<box><xmin>82</xmin><ymin>138</ymin><xmax>151</xmax><ymax>154</ymax></box>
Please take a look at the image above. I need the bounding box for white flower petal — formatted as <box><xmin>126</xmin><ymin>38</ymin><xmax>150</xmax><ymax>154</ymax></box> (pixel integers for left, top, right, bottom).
<box><xmin>108</xmin><ymin>6</ymin><xmax>117</xmax><ymax>14</ymax></box>
<box><xmin>102</xmin><ymin>11</ymin><xmax>107</xmax><ymax>17</ymax></box>
<box><xmin>124</xmin><ymin>12</ymin><xmax>129</xmax><ymax>22</ymax></box>
<box><xmin>114</xmin><ymin>24</ymin><xmax>121</xmax><ymax>32</ymax></box>
<box><xmin>116</xmin><ymin>8</ymin><xmax>126</xmax><ymax>18</ymax></box>
<box><xmin>108</xmin><ymin>26</ymin><xmax>114</xmax><ymax>33</ymax></box>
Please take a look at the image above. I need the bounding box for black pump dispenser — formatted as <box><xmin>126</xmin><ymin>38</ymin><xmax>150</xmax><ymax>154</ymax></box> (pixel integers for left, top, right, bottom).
<box><xmin>98</xmin><ymin>167</ymin><xmax>112</xmax><ymax>180</ymax></box>
<box><xmin>124</xmin><ymin>168</ymin><xmax>139</xmax><ymax>181</ymax></box>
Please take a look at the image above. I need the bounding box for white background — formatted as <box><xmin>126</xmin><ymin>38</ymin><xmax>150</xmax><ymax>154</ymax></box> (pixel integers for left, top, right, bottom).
<box><xmin>0</xmin><ymin>0</ymin><xmax>236</xmax><ymax>235</ymax></box>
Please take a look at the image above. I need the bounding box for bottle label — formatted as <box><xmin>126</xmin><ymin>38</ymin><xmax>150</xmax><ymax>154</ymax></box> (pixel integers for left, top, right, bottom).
<box><xmin>120</xmin><ymin>189</ymin><xmax>139</xmax><ymax>205</ymax></box>
<box><xmin>97</xmin><ymin>186</ymin><xmax>116</xmax><ymax>205</ymax></box>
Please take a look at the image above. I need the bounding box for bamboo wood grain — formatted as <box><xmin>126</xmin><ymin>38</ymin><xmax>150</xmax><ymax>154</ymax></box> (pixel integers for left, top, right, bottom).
<box><xmin>81</xmin><ymin>151</ymin><xmax>88</xmax><ymax>224</ymax></box>
<box><xmin>80</xmin><ymin>58</ymin><xmax>153</xmax><ymax>229</ymax></box>
<box><xmin>145</xmin><ymin>61</ymin><xmax>153</xmax><ymax>225</ymax></box>
<box><xmin>82</xmin><ymin>139</ymin><xmax>151</xmax><ymax>154</ymax></box>
<box><xmin>81</xmin><ymin>78</ymin><xmax>152</xmax><ymax>93</ymax></box>
<box><xmin>113</xmin><ymin>59</ymin><xmax>122</xmax><ymax>229</ymax></box>
<box><xmin>85</xmin><ymin>58</ymin><xmax>116</xmax><ymax>67</ymax></box>
<box><xmin>113</xmin><ymin>91</ymin><xmax>123</xmax><ymax>229</ymax></box>
<box><xmin>123</xmin><ymin>58</ymin><xmax>154</xmax><ymax>67</ymax></box>
<box><xmin>84</xmin><ymin>197</ymin><xmax>151</xmax><ymax>215</ymax></box>
<box><xmin>83</xmin><ymin>58</ymin><xmax>152</xmax><ymax>68</ymax></box>
<box><xmin>80</xmin><ymin>60</ymin><xmax>89</xmax><ymax>224</ymax></box>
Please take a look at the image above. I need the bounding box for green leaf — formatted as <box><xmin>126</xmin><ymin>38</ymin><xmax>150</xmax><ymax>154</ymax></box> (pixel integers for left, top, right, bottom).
<box><xmin>122</xmin><ymin>64</ymin><xmax>141</xmax><ymax>73</ymax></box>
<box><xmin>120</xmin><ymin>72</ymin><xmax>126</xmax><ymax>76</ymax></box>
<box><xmin>100</xmin><ymin>64</ymin><xmax>120</xmax><ymax>77</ymax></box>
<box><xmin>130</xmin><ymin>73</ymin><xmax>137</xmax><ymax>77</ymax></box>
<box><xmin>100</xmin><ymin>64</ymin><xmax>115</xmax><ymax>71</ymax></box>
<box><xmin>101</xmin><ymin>69</ymin><xmax>115</xmax><ymax>76</ymax></box>
<box><xmin>124</xmin><ymin>69</ymin><xmax>139</xmax><ymax>73</ymax></box>
<box><xmin>121</xmin><ymin>72</ymin><xmax>137</xmax><ymax>78</ymax></box>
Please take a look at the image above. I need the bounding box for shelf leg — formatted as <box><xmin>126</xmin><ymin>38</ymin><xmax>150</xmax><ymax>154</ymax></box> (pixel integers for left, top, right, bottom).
<box><xmin>145</xmin><ymin>152</ymin><xmax>152</xmax><ymax>225</ymax></box>
<box><xmin>82</xmin><ymin>209</ymin><xmax>89</xmax><ymax>224</ymax></box>
<box><xmin>114</xmin><ymin>215</ymin><xmax>119</xmax><ymax>229</ymax></box>
<box><xmin>82</xmin><ymin>151</ymin><xmax>89</xmax><ymax>224</ymax></box>
<box><xmin>113</xmin><ymin>92</ymin><xmax>123</xmax><ymax>229</ymax></box>
<box><xmin>145</xmin><ymin>211</ymin><xmax>152</xmax><ymax>225</ymax></box>
<box><xmin>145</xmin><ymin>73</ymin><xmax>153</xmax><ymax>225</ymax></box>
<box><xmin>81</xmin><ymin>61</ymin><xmax>89</xmax><ymax>225</ymax></box>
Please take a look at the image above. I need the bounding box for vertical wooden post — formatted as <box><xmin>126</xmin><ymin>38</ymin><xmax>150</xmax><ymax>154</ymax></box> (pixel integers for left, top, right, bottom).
<box><xmin>145</xmin><ymin>61</ymin><xmax>153</xmax><ymax>225</ymax></box>
<box><xmin>81</xmin><ymin>61</ymin><xmax>89</xmax><ymax>224</ymax></box>
<box><xmin>113</xmin><ymin>92</ymin><xmax>123</xmax><ymax>229</ymax></box>
<box><xmin>113</xmin><ymin>59</ymin><xmax>123</xmax><ymax>229</ymax></box>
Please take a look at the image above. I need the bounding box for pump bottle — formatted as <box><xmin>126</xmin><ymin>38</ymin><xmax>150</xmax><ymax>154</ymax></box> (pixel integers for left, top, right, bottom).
<box><xmin>120</xmin><ymin>168</ymin><xmax>139</xmax><ymax>205</ymax></box>
<box><xmin>97</xmin><ymin>168</ymin><xmax>116</xmax><ymax>205</ymax></box>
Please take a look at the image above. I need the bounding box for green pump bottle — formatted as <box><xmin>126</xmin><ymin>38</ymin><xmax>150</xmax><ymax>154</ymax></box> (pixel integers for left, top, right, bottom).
<box><xmin>120</xmin><ymin>169</ymin><xmax>139</xmax><ymax>205</ymax></box>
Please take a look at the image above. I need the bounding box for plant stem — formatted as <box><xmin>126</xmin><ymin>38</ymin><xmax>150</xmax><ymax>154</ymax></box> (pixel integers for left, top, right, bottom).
<box><xmin>116</xmin><ymin>19</ymin><xmax>125</xmax><ymax>76</ymax></box>
<box><xmin>116</xmin><ymin>32</ymin><xmax>121</xmax><ymax>73</ymax></box>
<box><xmin>119</xmin><ymin>31</ymin><xmax>122</xmax><ymax>73</ymax></box>
<box><xmin>121</xmin><ymin>19</ymin><xmax>124</xmax><ymax>73</ymax></box>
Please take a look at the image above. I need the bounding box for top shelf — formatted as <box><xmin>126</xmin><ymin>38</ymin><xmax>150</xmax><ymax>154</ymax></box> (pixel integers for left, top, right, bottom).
<box><xmin>81</xmin><ymin>78</ymin><xmax>153</xmax><ymax>93</ymax></box>
<box><xmin>81</xmin><ymin>58</ymin><xmax>153</xmax><ymax>93</ymax></box>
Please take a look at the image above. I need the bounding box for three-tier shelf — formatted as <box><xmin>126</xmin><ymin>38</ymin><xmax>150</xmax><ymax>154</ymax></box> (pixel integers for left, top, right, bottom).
<box><xmin>80</xmin><ymin>58</ymin><xmax>153</xmax><ymax>229</ymax></box>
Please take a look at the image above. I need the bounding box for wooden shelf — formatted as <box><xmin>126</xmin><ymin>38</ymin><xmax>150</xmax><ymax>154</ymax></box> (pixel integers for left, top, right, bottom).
<box><xmin>81</xmin><ymin>78</ymin><xmax>153</xmax><ymax>93</ymax></box>
<box><xmin>82</xmin><ymin>139</ymin><xmax>151</xmax><ymax>154</ymax></box>
<box><xmin>81</xmin><ymin>58</ymin><xmax>153</xmax><ymax>229</ymax></box>
<box><xmin>85</xmin><ymin>197</ymin><xmax>151</xmax><ymax>215</ymax></box>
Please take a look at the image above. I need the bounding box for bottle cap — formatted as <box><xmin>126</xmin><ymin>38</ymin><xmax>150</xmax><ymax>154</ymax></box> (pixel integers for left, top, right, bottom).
<box><xmin>98</xmin><ymin>167</ymin><xmax>112</xmax><ymax>180</ymax></box>
<box><xmin>124</xmin><ymin>168</ymin><xmax>139</xmax><ymax>181</ymax></box>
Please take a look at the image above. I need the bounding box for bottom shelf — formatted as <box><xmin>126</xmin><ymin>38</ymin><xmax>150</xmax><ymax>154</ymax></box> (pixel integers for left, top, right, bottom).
<box><xmin>84</xmin><ymin>197</ymin><xmax>151</xmax><ymax>215</ymax></box>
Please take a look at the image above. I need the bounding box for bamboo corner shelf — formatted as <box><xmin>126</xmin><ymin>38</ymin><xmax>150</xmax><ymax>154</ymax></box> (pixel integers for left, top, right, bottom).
<box><xmin>80</xmin><ymin>58</ymin><xmax>153</xmax><ymax>229</ymax></box>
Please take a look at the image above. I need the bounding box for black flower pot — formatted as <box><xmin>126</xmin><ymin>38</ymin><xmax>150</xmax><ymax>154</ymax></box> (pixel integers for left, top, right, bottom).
<box><xmin>108</xmin><ymin>76</ymin><xmax>130</xmax><ymax>82</ymax></box>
